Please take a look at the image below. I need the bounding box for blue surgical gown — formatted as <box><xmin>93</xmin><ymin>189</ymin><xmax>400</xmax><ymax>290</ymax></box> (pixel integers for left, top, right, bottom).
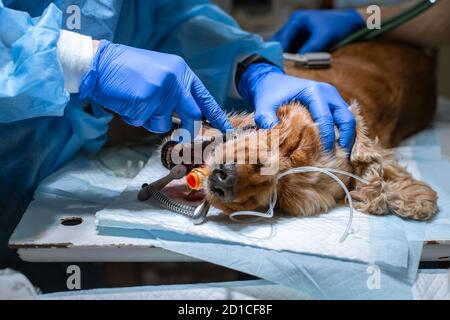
<box><xmin>0</xmin><ymin>0</ymin><xmax>282</xmax><ymax>261</ymax></box>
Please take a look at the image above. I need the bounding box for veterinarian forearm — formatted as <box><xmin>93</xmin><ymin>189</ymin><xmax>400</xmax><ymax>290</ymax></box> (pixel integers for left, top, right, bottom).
<box><xmin>357</xmin><ymin>0</ymin><xmax>450</xmax><ymax>47</ymax></box>
<box><xmin>57</xmin><ymin>31</ymin><xmax>232</xmax><ymax>137</ymax></box>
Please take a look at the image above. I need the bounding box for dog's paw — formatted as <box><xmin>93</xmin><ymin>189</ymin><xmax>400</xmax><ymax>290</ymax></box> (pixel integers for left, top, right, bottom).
<box><xmin>387</xmin><ymin>182</ymin><xmax>438</xmax><ymax>221</ymax></box>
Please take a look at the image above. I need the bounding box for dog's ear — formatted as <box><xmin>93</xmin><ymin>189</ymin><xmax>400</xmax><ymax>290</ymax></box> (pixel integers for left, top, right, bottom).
<box><xmin>274</xmin><ymin>103</ymin><xmax>323</xmax><ymax>166</ymax></box>
<box><xmin>349</xmin><ymin>103</ymin><xmax>437</xmax><ymax>220</ymax></box>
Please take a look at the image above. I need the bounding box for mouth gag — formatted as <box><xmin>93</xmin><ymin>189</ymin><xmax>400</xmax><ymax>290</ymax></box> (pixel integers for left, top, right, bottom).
<box><xmin>137</xmin><ymin>164</ymin><xmax>211</xmax><ymax>225</ymax></box>
<box><xmin>137</xmin><ymin>138</ymin><xmax>215</xmax><ymax>225</ymax></box>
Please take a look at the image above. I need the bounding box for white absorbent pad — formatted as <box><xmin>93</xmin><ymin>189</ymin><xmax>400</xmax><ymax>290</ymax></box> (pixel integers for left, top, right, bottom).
<box><xmin>412</xmin><ymin>269</ymin><xmax>450</xmax><ymax>300</ymax></box>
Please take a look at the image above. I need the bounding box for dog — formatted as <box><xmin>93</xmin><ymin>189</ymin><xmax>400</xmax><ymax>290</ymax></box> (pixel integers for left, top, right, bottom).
<box><xmin>199</xmin><ymin>41</ymin><xmax>438</xmax><ymax>220</ymax></box>
<box><xmin>202</xmin><ymin>101</ymin><xmax>437</xmax><ymax>220</ymax></box>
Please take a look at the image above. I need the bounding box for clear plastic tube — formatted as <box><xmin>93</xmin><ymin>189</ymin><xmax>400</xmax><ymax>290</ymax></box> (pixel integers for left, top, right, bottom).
<box><xmin>229</xmin><ymin>166</ymin><xmax>368</xmax><ymax>242</ymax></box>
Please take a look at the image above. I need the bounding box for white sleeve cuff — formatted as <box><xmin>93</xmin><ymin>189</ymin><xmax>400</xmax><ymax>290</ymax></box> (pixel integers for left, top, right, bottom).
<box><xmin>57</xmin><ymin>30</ymin><xmax>94</xmax><ymax>94</ymax></box>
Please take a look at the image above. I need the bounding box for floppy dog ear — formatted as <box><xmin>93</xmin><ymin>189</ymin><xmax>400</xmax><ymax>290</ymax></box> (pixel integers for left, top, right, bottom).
<box><xmin>349</xmin><ymin>103</ymin><xmax>437</xmax><ymax>220</ymax></box>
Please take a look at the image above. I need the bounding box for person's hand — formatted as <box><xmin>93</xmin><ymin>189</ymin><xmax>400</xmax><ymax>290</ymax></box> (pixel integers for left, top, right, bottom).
<box><xmin>238</xmin><ymin>63</ymin><xmax>355</xmax><ymax>153</ymax></box>
<box><xmin>271</xmin><ymin>9</ymin><xmax>365</xmax><ymax>53</ymax></box>
<box><xmin>79</xmin><ymin>40</ymin><xmax>232</xmax><ymax>137</ymax></box>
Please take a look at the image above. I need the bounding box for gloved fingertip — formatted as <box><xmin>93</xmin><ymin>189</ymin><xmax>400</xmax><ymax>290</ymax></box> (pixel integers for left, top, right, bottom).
<box><xmin>208</xmin><ymin>115</ymin><xmax>233</xmax><ymax>134</ymax></box>
<box><xmin>298</xmin><ymin>47</ymin><xmax>309</xmax><ymax>55</ymax></box>
<box><xmin>339</xmin><ymin>136</ymin><xmax>355</xmax><ymax>157</ymax></box>
<box><xmin>268</xmin><ymin>120</ymin><xmax>279</xmax><ymax>129</ymax></box>
<box><xmin>323</xmin><ymin>141</ymin><xmax>334</xmax><ymax>154</ymax></box>
<box><xmin>320</xmin><ymin>130</ymin><xmax>336</xmax><ymax>154</ymax></box>
<box><xmin>217</xmin><ymin>116</ymin><xmax>233</xmax><ymax>132</ymax></box>
<box><xmin>299</xmin><ymin>34</ymin><xmax>329</xmax><ymax>54</ymax></box>
<box><xmin>347</xmin><ymin>9</ymin><xmax>366</xmax><ymax>28</ymax></box>
<box><xmin>257</xmin><ymin>118</ymin><xmax>278</xmax><ymax>129</ymax></box>
<box><xmin>222</xmin><ymin>121</ymin><xmax>234</xmax><ymax>133</ymax></box>
<box><xmin>299</xmin><ymin>45</ymin><xmax>317</xmax><ymax>55</ymax></box>
<box><xmin>299</xmin><ymin>42</ymin><xmax>322</xmax><ymax>54</ymax></box>
<box><xmin>337</xmin><ymin>122</ymin><xmax>356</xmax><ymax>155</ymax></box>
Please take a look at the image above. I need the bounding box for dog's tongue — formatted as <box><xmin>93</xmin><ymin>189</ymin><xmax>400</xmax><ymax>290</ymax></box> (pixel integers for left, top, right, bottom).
<box><xmin>185</xmin><ymin>189</ymin><xmax>206</xmax><ymax>201</ymax></box>
<box><xmin>161</xmin><ymin>180</ymin><xmax>205</xmax><ymax>206</ymax></box>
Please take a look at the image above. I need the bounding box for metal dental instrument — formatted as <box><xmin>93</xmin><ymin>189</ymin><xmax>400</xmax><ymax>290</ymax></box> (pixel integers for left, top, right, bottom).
<box><xmin>283</xmin><ymin>52</ymin><xmax>332</xmax><ymax>69</ymax></box>
<box><xmin>192</xmin><ymin>200</ymin><xmax>211</xmax><ymax>225</ymax></box>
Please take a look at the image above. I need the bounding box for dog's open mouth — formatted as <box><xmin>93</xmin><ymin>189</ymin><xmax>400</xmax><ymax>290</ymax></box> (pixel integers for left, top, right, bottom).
<box><xmin>161</xmin><ymin>180</ymin><xmax>205</xmax><ymax>206</ymax></box>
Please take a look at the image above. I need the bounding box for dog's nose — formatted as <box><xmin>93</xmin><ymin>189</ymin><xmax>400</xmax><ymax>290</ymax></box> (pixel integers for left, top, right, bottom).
<box><xmin>209</xmin><ymin>164</ymin><xmax>236</xmax><ymax>203</ymax></box>
<box><xmin>213</xmin><ymin>166</ymin><xmax>234</xmax><ymax>186</ymax></box>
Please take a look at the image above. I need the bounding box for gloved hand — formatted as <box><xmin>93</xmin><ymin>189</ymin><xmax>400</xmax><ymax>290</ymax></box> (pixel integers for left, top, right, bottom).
<box><xmin>271</xmin><ymin>9</ymin><xmax>365</xmax><ymax>53</ymax></box>
<box><xmin>79</xmin><ymin>40</ymin><xmax>232</xmax><ymax>137</ymax></box>
<box><xmin>238</xmin><ymin>63</ymin><xmax>355</xmax><ymax>153</ymax></box>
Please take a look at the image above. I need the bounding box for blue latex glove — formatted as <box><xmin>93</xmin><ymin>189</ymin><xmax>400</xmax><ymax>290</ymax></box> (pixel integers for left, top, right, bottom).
<box><xmin>80</xmin><ymin>40</ymin><xmax>232</xmax><ymax>137</ymax></box>
<box><xmin>271</xmin><ymin>9</ymin><xmax>365</xmax><ymax>53</ymax></box>
<box><xmin>238</xmin><ymin>63</ymin><xmax>355</xmax><ymax>153</ymax></box>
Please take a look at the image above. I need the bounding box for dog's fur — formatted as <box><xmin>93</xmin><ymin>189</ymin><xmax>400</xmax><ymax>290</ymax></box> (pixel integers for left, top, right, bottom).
<box><xmin>204</xmin><ymin>102</ymin><xmax>437</xmax><ymax>220</ymax></box>
<box><xmin>202</xmin><ymin>41</ymin><xmax>438</xmax><ymax>220</ymax></box>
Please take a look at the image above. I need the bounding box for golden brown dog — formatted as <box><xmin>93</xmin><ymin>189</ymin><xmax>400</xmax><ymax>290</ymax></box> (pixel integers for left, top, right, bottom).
<box><xmin>203</xmin><ymin>101</ymin><xmax>437</xmax><ymax>220</ymax></box>
<box><xmin>202</xmin><ymin>40</ymin><xmax>438</xmax><ymax>220</ymax></box>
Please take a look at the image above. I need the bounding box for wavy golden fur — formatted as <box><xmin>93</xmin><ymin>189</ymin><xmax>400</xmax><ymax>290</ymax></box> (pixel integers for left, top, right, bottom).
<box><xmin>203</xmin><ymin>101</ymin><xmax>437</xmax><ymax>220</ymax></box>
<box><xmin>202</xmin><ymin>41</ymin><xmax>438</xmax><ymax>220</ymax></box>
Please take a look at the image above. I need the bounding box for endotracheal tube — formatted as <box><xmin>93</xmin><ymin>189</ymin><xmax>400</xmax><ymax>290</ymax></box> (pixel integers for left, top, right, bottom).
<box><xmin>229</xmin><ymin>167</ymin><xmax>368</xmax><ymax>242</ymax></box>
